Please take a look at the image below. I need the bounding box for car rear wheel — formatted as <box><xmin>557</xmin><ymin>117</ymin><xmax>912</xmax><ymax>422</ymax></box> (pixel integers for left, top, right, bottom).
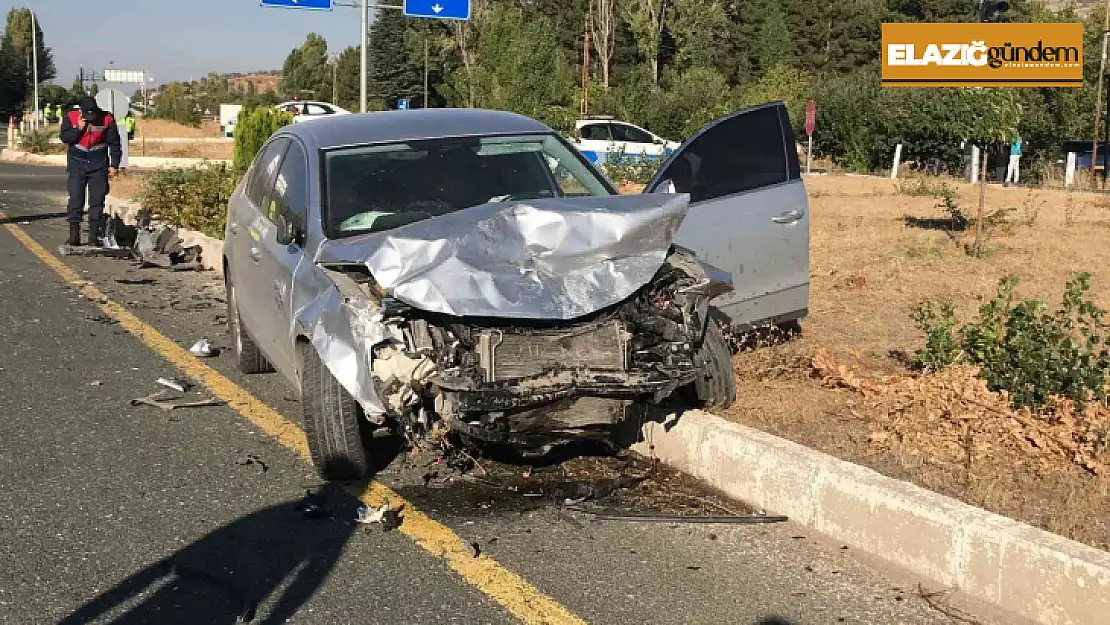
<box><xmin>298</xmin><ymin>341</ymin><xmax>372</xmax><ymax>481</ymax></box>
<box><xmin>693</xmin><ymin>321</ymin><xmax>736</xmax><ymax>409</ymax></box>
<box><xmin>227</xmin><ymin>278</ymin><xmax>274</xmax><ymax>374</ymax></box>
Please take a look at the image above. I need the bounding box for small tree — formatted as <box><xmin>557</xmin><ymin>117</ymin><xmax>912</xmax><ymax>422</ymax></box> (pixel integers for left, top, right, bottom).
<box><xmin>232</xmin><ymin>108</ymin><xmax>293</xmax><ymax>172</ymax></box>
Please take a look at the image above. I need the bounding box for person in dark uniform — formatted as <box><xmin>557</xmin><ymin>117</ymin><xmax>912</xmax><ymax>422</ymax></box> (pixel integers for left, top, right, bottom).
<box><xmin>59</xmin><ymin>96</ymin><xmax>122</xmax><ymax>246</ymax></box>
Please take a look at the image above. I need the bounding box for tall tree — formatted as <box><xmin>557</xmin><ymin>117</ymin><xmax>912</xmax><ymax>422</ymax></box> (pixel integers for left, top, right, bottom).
<box><xmin>333</xmin><ymin>46</ymin><xmax>362</xmax><ymax>112</ymax></box>
<box><xmin>669</xmin><ymin>0</ymin><xmax>731</xmax><ymax>73</ymax></box>
<box><xmin>755</xmin><ymin>2</ymin><xmax>792</xmax><ymax>72</ymax></box>
<box><xmin>621</xmin><ymin>0</ymin><xmax>670</xmax><ymax>83</ymax></box>
<box><xmin>3</xmin><ymin>9</ymin><xmax>56</xmax><ymax>84</ymax></box>
<box><xmin>280</xmin><ymin>33</ymin><xmax>330</xmax><ymax>100</ymax></box>
<box><xmin>367</xmin><ymin>9</ymin><xmax>424</xmax><ymax>108</ymax></box>
<box><xmin>589</xmin><ymin>0</ymin><xmax>618</xmax><ymax>87</ymax></box>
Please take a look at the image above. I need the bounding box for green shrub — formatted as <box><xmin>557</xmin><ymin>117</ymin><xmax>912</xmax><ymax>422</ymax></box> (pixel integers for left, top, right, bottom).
<box><xmin>912</xmin><ymin>274</ymin><xmax>1110</xmax><ymax>410</ymax></box>
<box><xmin>18</xmin><ymin>129</ymin><xmax>55</xmax><ymax>154</ymax></box>
<box><xmin>137</xmin><ymin>164</ymin><xmax>242</xmax><ymax>239</ymax></box>
<box><xmin>602</xmin><ymin>147</ymin><xmax>658</xmax><ymax>186</ymax></box>
<box><xmin>232</xmin><ymin>108</ymin><xmax>293</xmax><ymax>172</ymax></box>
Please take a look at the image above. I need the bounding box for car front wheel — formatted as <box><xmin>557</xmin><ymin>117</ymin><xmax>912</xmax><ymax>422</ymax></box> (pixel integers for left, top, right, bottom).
<box><xmin>693</xmin><ymin>321</ymin><xmax>737</xmax><ymax>409</ymax></box>
<box><xmin>298</xmin><ymin>341</ymin><xmax>372</xmax><ymax>481</ymax></box>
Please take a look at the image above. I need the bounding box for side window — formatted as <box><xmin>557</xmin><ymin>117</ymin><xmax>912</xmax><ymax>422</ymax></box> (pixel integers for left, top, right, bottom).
<box><xmin>579</xmin><ymin>124</ymin><xmax>612</xmax><ymax>141</ymax></box>
<box><xmin>246</xmin><ymin>138</ymin><xmax>290</xmax><ymax>207</ymax></box>
<box><xmin>611</xmin><ymin>123</ymin><xmax>654</xmax><ymax>144</ymax></box>
<box><xmin>307</xmin><ymin>104</ymin><xmax>330</xmax><ymax>115</ymax></box>
<box><xmin>658</xmin><ymin>105</ymin><xmax>788</xmax><ymax>203</ymax></box>
<box><xmin>267</xmin><ymin>142</ymin><xmax>309</xmax><ymax>231</ymax></box>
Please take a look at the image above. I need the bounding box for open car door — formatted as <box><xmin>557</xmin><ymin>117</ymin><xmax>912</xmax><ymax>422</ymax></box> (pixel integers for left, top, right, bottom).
<box><xmin>646</xmin><ymin>101</ymin><xmax>809</xmax><ymax>331</ymax></box>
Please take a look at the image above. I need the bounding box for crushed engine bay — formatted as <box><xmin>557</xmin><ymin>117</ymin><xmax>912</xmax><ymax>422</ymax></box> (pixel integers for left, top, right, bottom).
<box><xmin>293</xmin><ymin>194</ymin><xmax>733</xmax><ymax>449</ymax></box>
<box><xmin>317</xmin><ymin>247</ymin><xmax>730</xmax><ymax>447</ymax></box>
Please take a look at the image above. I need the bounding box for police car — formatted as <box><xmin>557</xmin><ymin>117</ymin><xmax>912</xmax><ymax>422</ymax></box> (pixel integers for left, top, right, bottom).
<box><xmin>568</xmin><ymin>116</ymin><xmax>679</xmax><ymax>166</ymax></box>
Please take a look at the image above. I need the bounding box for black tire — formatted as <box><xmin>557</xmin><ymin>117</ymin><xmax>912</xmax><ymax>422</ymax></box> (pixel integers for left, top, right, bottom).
<box><xmin>227</xmin><ymin>277</ymin><xmax>274</xmax><ymax>374</ymax></box>
<box><xmin>298</xmin><ymin>341</ymin><xmax>371</xmax><ymax>481</ymax></box>
<box><xmin>694</xmin><ymin>321</ymin><xmax>737</xmax><ymax>409</ymax></box>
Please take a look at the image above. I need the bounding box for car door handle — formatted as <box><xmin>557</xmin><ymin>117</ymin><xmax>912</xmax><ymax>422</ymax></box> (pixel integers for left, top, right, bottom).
<box><xmin>249</xmin><ymin>247</ymin><xmax>261</xmax><ymax>262</ymax></box>
<box><xmin>772</xmin><ymin>209</ymin><xmax>805</xmax><ymax>224</ymax></box>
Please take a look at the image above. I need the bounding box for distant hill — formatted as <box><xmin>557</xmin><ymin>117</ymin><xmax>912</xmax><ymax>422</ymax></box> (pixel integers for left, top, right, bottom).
<box><xmin>227</xmin><ymin>72</ymin><xmax>281</xmax><ymax>94</ymax></box>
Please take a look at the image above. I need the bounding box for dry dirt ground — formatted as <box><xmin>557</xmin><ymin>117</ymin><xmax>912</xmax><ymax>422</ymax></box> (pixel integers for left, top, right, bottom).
<box><xmin>134</xmin><ymin>119</ymin><xmax>223</xmax><ymax>139</ymax></box>
<box><xmin>128</xmin><ymin>139</ymin><xmax>233</xmax><ymax>160</ymax></box>
<box><xmin>723</xmin><ymin>174</ymin><xmax>1110</xmax><ymax>552</ymax></box>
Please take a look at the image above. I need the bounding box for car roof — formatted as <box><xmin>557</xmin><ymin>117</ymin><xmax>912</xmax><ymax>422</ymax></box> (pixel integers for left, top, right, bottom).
<box><xmin>276</xmin><ymin>108</ymin><xmax>554</xmax><ymax>150</ymax></box>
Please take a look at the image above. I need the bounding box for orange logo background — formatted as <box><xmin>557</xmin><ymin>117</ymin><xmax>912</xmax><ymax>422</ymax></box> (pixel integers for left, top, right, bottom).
<box><xmin>882</xmin><ymin>23</ymin><xmax>1084</xmax><ymax>87</ymax></box>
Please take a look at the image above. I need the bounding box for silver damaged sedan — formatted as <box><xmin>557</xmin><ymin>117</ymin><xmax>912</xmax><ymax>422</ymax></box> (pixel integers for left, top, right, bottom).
<box><xmin>223</xmin><ymin>106</ymin><xmax>809</xmax><ymax>480</ymax></box>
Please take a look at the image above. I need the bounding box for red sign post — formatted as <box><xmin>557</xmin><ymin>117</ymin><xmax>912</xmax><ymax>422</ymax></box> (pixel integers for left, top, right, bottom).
<box><xmin>804</xmin><ymin>100</ymin><xmax>816</xmax><ymax>174</ymax></box>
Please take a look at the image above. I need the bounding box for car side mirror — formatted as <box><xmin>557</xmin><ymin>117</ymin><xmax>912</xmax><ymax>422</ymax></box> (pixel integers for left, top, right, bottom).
<box><xmin>275</xmin><ymin>213</ymin><xmax>299</xmax><ymax>246</ymax></box>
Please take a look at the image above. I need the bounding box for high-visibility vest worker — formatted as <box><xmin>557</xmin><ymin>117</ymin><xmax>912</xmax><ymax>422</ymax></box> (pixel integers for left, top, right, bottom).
<box><xmin>123</xmin><ymin>113</ymin><xmax>136</xmax><ymax>140</ymax></box>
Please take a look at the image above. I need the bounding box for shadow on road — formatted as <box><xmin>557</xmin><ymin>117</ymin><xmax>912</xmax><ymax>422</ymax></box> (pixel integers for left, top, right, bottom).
<box><xmin>57</xmin><ymin>485</ymin><xmax>363</xmax><ymax>624</ymax></box>
<box><xmin>0</xmin><ymin>211</ymin><xmax>67</xmax><ymax>225</ymax></box>
<box><xmin>754</xmin><ymin>618</ymin><xmax>801</xmax><ymax>625</ymax></box>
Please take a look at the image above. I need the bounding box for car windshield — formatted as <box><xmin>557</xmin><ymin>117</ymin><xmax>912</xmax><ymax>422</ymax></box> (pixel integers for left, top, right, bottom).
<box><xmin>324</xmin><ymin>133</ymin><xmax>613</xmax><ymax>237</ymax></box>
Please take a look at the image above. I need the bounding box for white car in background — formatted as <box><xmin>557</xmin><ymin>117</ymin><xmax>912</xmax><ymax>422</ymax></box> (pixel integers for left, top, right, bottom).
<box><xmin>569</xmin><ymin>116</ymin><xmax>680</xmax><ymax>166</ymax></box>
<box><xmin>276</xmin><ymin>101</ymin><xmax>351</xmax><ymax>123</ymax></box>
<box><xmin>224</xmin><ymin>116</ymin><xmax>237</xmax><ymax>138</ymax></box>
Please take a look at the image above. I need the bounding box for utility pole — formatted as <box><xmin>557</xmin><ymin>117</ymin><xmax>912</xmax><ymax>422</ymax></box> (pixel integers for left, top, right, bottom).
<box><xmin>360</xmin><ymin>0</ymin><xmax>368</xmax><ymax>113</ymax></box>
<box><xmin>423</xmin><ymin>36</ymin><xmax>429</xmax><ymax>108</ymax></box>
<box><xmin>1092</xmin><ymin>0</ymin><xmax>1110</xmax><ymax>190</ymax></box>
<box><xmin>29</xmin><ymin>6</ymin><xmax>39</xmax><ymax>131</ymax></box>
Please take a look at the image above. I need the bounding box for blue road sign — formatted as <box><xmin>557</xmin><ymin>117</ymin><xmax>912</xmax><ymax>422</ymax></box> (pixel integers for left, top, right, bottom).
<box><xmin>260</xmin><ymin>0</ymin><xmax>332</xmax><ymax>11</ymax></box>
<box><xmin>404</xmin><ymin>0</ymin><xmax>470</xmax><ymax>20</ymax></box>
<box><xmin>397</xmin><ymin>98</ymin><xmax>411</xmax><ymax>110</ymax></box>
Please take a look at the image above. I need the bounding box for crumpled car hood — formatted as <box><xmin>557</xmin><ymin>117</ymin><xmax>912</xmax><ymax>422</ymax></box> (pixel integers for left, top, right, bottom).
<box><xmin>315</xmin><ymin>193</ymin><xmax>691</xmax><ymax>320</ymax></box>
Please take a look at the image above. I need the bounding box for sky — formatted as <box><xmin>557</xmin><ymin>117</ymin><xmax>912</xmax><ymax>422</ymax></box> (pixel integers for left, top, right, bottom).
<box><xmin>3</xmin><ymin>0</ymin><xmax>373</xmax><ymax>86</ymax></box>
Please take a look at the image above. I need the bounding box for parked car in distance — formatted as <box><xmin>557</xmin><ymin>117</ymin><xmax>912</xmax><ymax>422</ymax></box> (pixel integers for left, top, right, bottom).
<box><xmin>569</xmin><ymin>116</ymin><xmax>680</xmax><ymax>165</ymax></box>
<box><xmin>223</xmin><ymin>105</ymin><xmax>809</xmax><ymax>480</ymax></box>
<box><xmin>224</xmin><ymin>116</ymin><xmax>237</xmax><ymax>138</ymax></box>
<box><xmin>276</xmin><ymin>100</ymin><xmax>351</xmax><ymax>123</ymax></box>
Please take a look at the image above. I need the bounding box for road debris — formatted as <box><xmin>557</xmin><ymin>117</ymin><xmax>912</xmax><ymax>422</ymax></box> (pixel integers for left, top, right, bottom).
<box><xmin>57</xmin><ymin>244</ymin><xmax>131</xmax><ymax>258</ymax></box>
<box><xmin>355</xmin><ymin>503</ymin><xmax>401</xmax><ymax>531</ymax></box>
<box><xmin>89</xmin><ymin>380</ymin><xmax>103</xmax><ymax>387</ymax></box>
<box><xmin>134</xmin><ymin>226</ymin><xmax>203</xmax><ymax>271</ymax></box>
<box><xmin>295</xmin><ymin>489</ymin><xmax>336</xmax><ymax>521</ymax></box>
<box><xmin>189</xmin><ymin>338</ymin><xmax>219</xmax><ymax>358</ymax></box>
<box><xmin>465</xmin><ymin>541</ymin><xmax>481</xmax><ymax>558</ymax></box>
<box><xmin>130</xmin><ymin>389</ymin><xmax>223</xmax><ymax>411</ymax></box>
<box><xmin>156</xmin><ymin>377</ymin><xmax>194</xmax><ymax>393</ymax></box>
<box><xmin>235</xmin><ymin>454</ymin><xmax>269</xmax><ymax>473</ymax></box>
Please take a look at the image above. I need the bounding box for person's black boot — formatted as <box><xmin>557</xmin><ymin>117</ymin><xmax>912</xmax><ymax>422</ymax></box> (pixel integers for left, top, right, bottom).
<box><xmin>87</xmin><ymin>223</ymin><xmax>103</xmax><ymax>247</ymax></box>
<box><xmin>66</xmin><ymin>223</ymin><xmax>81</xmax><ymax>246</ymax></box>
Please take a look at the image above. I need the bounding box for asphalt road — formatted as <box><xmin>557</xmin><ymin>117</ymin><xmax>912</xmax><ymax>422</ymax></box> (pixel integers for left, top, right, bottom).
<box><xmin>0</xmin><ymin>162</ymin><xmax>996</xmax><ymax>625</ymax></box>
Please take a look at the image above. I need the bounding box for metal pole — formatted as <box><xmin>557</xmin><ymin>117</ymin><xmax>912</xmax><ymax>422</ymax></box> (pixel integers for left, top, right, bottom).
<box><xmin>423</xmin><ymin>36</ymin><xmax>429</xmax><ymax>108</ymax></box>
<box><xmin>1091</xmin><ymin>3</ymin><xmax>1110</xmax><ymax>190</ymax></box>
<box><xmin>360</xmin><ymin>0</ymin><xmax>368</xmax><ymax>113</ymax></box>
<box><xmin>30</xmin><ymin>6</ymin><xmax>39</xmax><ymax>131</ymax></box>
<box><xmin>806</xmin><ymin>134</ymin><xmax>813</xmax><ymax>175</ymax></box>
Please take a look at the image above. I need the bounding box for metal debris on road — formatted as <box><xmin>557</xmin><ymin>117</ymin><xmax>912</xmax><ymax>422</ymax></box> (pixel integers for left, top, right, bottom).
<box><xmin>355</xmin><ymin>503</ymin><xmax>401</xmax><ymax>531</ymax></box>
<box><xmin>568</xmin><ymin>508</ymin><xmax>789</xmax><ymax>525</ymax></box>
<box><xmin>130</xmin><ymin>389</ymin><xmax>223</xmax><ymax>412</ymax></box>
<box><xmin>89</xmin><ymin>380</ymin><xmax>103</xmax><ymax>387</ymax></box>
<box><xmin>235</xmin><ymin>453</ymin><xmax>269</xmax><ymax>473</ymax></box>
<box><xmin>295</xmin><ymin>489</ymin><xmax>336</xmax><ymax>521</ymax></box>
<box><xmin>189</xmin><ymin>338</ymin><xmax>219</xmax><ymax>358</ymax></box>
<box><xmin>57</xmin><ymin>244</ymin><xmax>131</xmax><ymax>258</ymax></box>
<box><xmin>156</xmin><ymin>377</ymin><xmax>194</xmax><ymax>393</ymax></box>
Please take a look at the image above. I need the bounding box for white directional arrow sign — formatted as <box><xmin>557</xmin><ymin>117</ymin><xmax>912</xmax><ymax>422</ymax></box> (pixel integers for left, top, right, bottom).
<box><xmin>403</xmin><ymin>0</ymin><xmax>469</xmax><ymax>20</ymax></box>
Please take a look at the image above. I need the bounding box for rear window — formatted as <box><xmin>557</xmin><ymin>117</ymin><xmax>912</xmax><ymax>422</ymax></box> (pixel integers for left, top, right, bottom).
<box><xmin>323</xmin><ymin>133</ymin><xmax>612</xmax><ymax>237</ymax></box>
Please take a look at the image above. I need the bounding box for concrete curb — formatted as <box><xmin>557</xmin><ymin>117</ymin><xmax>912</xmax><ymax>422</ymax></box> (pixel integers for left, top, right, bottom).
<box><xmin>0</xmin><ymin>148</ymin><xmax>229</xmax><ymax>169</ymax></box>
<box><xmin>105</xmin><ymin>196</ymin><xmax>224</xmax><ymax>277</ymax></box>
<box><xmin>632</xmin><ymin>411</ymin><xmax>1110</xmax><ymax>625</ymax></box>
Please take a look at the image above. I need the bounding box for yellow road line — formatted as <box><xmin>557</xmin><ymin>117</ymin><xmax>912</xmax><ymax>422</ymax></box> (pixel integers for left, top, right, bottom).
<box><xmin>1</xmin><ymin>213</ymin><xmax>588</xmax><ymax>625</ymax></box>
